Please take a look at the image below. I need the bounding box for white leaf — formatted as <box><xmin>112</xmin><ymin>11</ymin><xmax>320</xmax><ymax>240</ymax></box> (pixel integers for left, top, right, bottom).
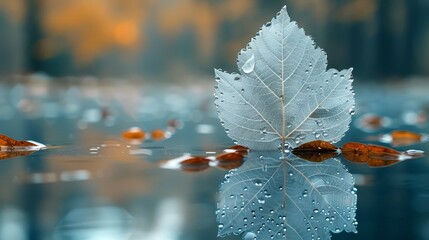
<box><xmin>214</xmin><ymin>6</ymin><xmax>355</xmax><ymax>149</ymax></box>
<box><xmin>217</xmin><ymin>152</ymin><xmax>357</xmax><ymax>240</ymax></box>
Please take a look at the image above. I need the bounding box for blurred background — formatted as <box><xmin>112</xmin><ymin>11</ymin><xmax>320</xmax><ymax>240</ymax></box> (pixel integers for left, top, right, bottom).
<box><xmin>0</xmin><ymin>1</ymin><xmax>429</xmax><ymax>240</ymax></box>
<box><xmin>0</xmin><ymin>0</ymin><xmax>428</xmax><ymax>81</ymax></box>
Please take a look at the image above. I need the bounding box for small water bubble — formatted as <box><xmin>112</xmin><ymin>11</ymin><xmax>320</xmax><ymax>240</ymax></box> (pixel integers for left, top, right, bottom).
<box><xmin>242</xmin><ymin>53</ymin><xmax>256</xmax><ymax>73</ymax></box>
<box><xmin>258</xmin><ymin>198</ymin><xmax>266</xmax><ymax>204</ymax></box>
<box><xmin>305</xmin><ymin>70</ymin><xmax>309</xmax><ymax>74</ymax></box>
<box><xmin>322</xmin><ymin>131</ymin><xmax>328</xmax><ymax>137</ymax></box>
<box><xmin>218</xmin><ymin>224</ymin><xmax>224</xmax><ymax>229</ymax></box>
<box><xmin>230</xmin><ymin>194</ymin><xmax>235</xmax><ymax>199</ymax></box>
<box><xmin>265</xmin><ymin>193</ymin><xmax>272</xmax><ymax>198</ymax></box>
<box><xmin>241</xmin><ymin>88</ymin><xmax>245</xmax><ymax>93</ymax></box>
<box><xmin>288</xmin><ymin>171</ymin><xmax>293</xmax><ymax>176</ymax></box>
<box><xmin>349</xmin><ymin>109</ymin><xmax>355</xmax><ymax>115</ymax></box>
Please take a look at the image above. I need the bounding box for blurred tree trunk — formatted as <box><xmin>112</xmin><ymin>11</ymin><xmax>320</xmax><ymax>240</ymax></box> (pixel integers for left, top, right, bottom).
<box><xmin>24</xmin><ymin>0</ymin><xmax>42</xmax><ymax>73</ymax></box>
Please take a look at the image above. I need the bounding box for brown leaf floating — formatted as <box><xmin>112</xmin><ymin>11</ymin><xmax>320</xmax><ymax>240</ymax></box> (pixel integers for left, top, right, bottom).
<box><xmin>292</xmin><ymin>140</ymin><xmax>339</xmax><ymax>162</ymax></box>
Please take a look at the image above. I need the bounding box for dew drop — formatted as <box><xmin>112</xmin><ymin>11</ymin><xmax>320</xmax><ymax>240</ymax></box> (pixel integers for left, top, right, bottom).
<box><xmin>234</xmin><ymin>76</ymin><xmax>241</xmax><ymax>81</ymax></box>
<box><xmin>302</xmin><ymin>190</ymin><xmax>308</xmax><ymax>198</ymax></box>
<box><xmin>258</xmin><ymin>198</ymin><xmax>266</xmax><ymax>204</ymax></box>
<box><xmin>254</xmin><ymin>179</ymin><xmax>264</xmax><ymax>186</ymax></box>
<box><xmin>242</xmin><ymin>54</ymin><xmax>256</xmax><ymax>73</ymax></box>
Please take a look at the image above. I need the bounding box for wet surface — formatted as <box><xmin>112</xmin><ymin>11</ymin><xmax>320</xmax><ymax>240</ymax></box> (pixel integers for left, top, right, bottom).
<box><xmin>0</xmin><ymin>79</ymin><xmax>428</xmax><ymax>240</ymax></box>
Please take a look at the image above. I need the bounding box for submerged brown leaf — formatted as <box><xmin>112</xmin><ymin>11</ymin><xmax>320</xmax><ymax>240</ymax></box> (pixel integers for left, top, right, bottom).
<box><xmin>292</xmin><ymin>140</ymin><xmax>339</xmax><ymax>162</ymax></box>
<box><xmin>341</xmin><ymin>142</ymin><xmax>424</xmax><ymax>167</ymax></box>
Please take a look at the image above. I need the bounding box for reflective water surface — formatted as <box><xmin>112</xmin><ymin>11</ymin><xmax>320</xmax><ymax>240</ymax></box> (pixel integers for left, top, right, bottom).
<box><xmin>0</xmin><ymin>79</ymin><xmax>428</xmax><ymax>240</ymax></box>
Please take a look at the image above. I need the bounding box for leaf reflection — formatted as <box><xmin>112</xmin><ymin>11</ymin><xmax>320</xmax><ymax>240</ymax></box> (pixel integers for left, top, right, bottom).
<box><xmin>217</xmin><ymin>152</ymin><xmax>357</xmax><ymax>240</ymax></box>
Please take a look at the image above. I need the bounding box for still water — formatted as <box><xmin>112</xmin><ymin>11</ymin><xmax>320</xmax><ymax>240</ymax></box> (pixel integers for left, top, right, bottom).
<box><xmin>0</xmin><ymin>78</ymin><xmax>428</xmax><ymax>240</ymax></box>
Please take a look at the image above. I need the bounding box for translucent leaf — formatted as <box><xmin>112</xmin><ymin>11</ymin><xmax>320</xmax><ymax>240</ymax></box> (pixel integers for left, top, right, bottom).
<box><xmin>214</xmin><ymin>6</ymin><xmax>354</xmax><ymax>149</ymax></box>
<box><xmin>217</xmin><ymin>152</ymin><xmax>357</xmax><ymax>240</ymax></box>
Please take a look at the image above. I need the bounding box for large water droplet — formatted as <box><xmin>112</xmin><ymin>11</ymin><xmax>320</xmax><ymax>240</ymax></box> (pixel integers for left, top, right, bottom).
<box><xmin>244</xmin><ymin>231</ymin><xmax>257</xmax><ymax>240</ymax></box>
<box><xmin>242</xmin><ymin>54</ymin><xmax>256</xmax><ymax>73</ymax></box>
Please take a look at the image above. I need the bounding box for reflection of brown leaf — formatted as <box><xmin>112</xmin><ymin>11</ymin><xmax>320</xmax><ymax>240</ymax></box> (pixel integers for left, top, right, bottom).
<box><xmin>341</xmin><ymin>142</ymin><xmax>410</xmax><ymax>167</ymax></box>
<box><xmin>180</xmin><ymin>157</ymin><xmax>211</xmax><ymax>172</ymax></box>
<box><xmin>0</xmin><ymin>151</ymin><xmax>36</xmax><ymax>160</ymax></box>
<box><xmin>215</xmin><ymin>152</ymin><xmax>244</xmax><ymax>170</ymax></box>
<box><xmin>0</xmin><ymin>134</ymin><xmax>37</xmax><ymax>147</ymax></box>
<box><xmin>292</xmin><ymin>140</ymin><xmax>339</xmax><ymax>162</ymax></box>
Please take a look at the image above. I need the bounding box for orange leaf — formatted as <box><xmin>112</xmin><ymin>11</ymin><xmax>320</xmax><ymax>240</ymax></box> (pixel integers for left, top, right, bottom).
<box><xmin>122</xmin><ymin>127</ymin><xmax>145</xmax><ymax>140</ymax></box>
<box><xmin>389</xmin><ymin>130</ymin><xmax>425</xmax><ymax>146</ymax></box>
<box><xmin>151</xmin><ymin>129</ymin><xmax>167</xmax><ymax>141</ymax></box>
<box><xmin>0</xmin><ymin>134</ymin><xmax>37</xmax><ymax>147</ymax></box>
<box><xmin>292</xmin><ymin>140</ymin><xmax>339</xmax><ymax>162</ymax></box>
<box><xmin>341</xmin><ymin>142</ymin><xmax>423</xmax><ymax>167</ymax></box>
<box><xmin>215</xmin><ymin>152</ymin><xmax>244</xmax><ymax>170</ymax></box>
<box><xmin>224</xmin><ymin>145</ymin><xmax>249</xmax><ymax>155</ymax></box>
